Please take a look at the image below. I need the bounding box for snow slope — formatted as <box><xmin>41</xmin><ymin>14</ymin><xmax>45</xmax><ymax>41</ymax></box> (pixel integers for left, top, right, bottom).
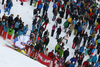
<box><xmin>0</xmin><ymin>37</ymin><xmax>46</xmax><ymax>67</ymax></box>
<box><xmin>0</xmin><ymin>0</ymin><xmax>100</xmax><ymax>67</ymax></box>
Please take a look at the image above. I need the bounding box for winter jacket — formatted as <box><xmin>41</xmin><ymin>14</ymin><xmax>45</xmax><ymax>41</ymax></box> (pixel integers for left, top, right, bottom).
<box><xmin>56</xmin><ymin>18</ymin><xmax>62</xmax><ymax>24</ymax></box>
<box><xmin>78</xmin><ymin>26</ymin><xmax>82</xmax><ymax>32</ymax></box>
<box><xmin>32</xmin><ymin>26</ymin><xmax>36</xmax><ymax>32</ymax></box>
<box><xmin>35</xmin><ymin>0</ymin><xmax>38</xmax><ymax>2</ymax></box>
<box><xmin>64</xmin><ymin>21</ymin><xmax>69</xmax><ymax>28</ymax></box>
<box><xmin>85</xmin><ymin>48</ymin><xmax>89</xmax><ymax>55</ymax></box>
<box><xmin>0</xmin><ymin>25</ymin><xmax>3</xmax><ymax>32</ymax></box>
<box><xmin>69</xmin><ymin>63</ymin><xmax>75</xmax><ymax>67</ymax></box>
<box><xmin>66</xmin><ymin>9</ymin><xmax>70</xmax><ymax>15</ymax></box>
<box><xmin>63</xmin><ymin>50</ymin><xmax>69</xmax><ymax>58</ymax></box>
<box><xmin>2</xmin><ymin>22</ymin><xmax>5</xmax><ymax>26</ymax></box>
<box><xmin>88</xmin><ymin>58</ymin><xmax>92</xmax><ymax>62</ymax></box>
<box><xmin>38</xmin><ymin>4</ymin><xmax>43</xmax><ymax>9</ymax></box>
<box><xmin>70</xmin><ymin>57</ymin><xmax>76</xmax><ymax>63</ymax></box>
<box><xmin>14</xmin><ymin>17</ymin><xmax>19</xmax><ymax>23</ymax></box>
<box><xmin>18</xmin><ymin>30</ymin><xmax>24</xmax><ymax>36</ymax></box>
<box><xmin>44</xmin><ymin>37</ymin><xmax>49</xmax><ymax>45</ymax></box>
<box><xmin>73</xmin><ymin>36</ymin><xmax>78</xmax><ymax>42</ymax></box>
<box><xmin>23</xmin><ymin>26</ymin><xmax>28</xmax><ymax>34</ymax></box>
<box><xmin>7</xmin><ymin>2</ymin><xmax>13</xmax><ymax>9</ymax></box>
<box><xmin>15</xmin><ymin>22</ymin><xmax>20</xmax><ymax>29</ymax></box>
<box><xmin>91</xmin><ymin>48</ymin><xmax>96</xmax><ymax>54</ymax></box>
<box><xmin>8</xmin><ymin>28</ymin><xmax>14</xmax><ymax>35</ymax></box>
<box><xmin>53</xmin><ymin>4</ymin><xmax>57</xmax><ymax>9</ymax></box>
<box><xmin>57</xmin><ymin>28</ymin><xmax>61</xmax><ymax>35</ymax></box>
<box><xmin>98</xmin><ymin>39</ymin><xmax>100</xmax><ymax>43</ymax></box>
<box><xmin>94</xmin><ymin>62</ymin><xmax>100</xmax><ymax>67</ymax></box>
<box><xmin>48</xmin><ymin>52</ymin><xmax>55</xmax><ymax>60</ymax></box>
<box><xmin>19</xmin><ymin>23</ymin><xmax>24</xmax><ymax>30</ymax></box>
<box><xmin>37</xmin><ymin>0</ymin><xmax>41</xmax><ymax>5</ymax></box>
<box><xmin>53</xmin><ymin>9</ymin><xmax>58</xmax><ymax>16</ymax></box>
<box><xmin>58</xmin><ymin>49</ymin><xmax>64</xmax><ymax>58</ymax></box>
<box><xmin>59</xmin><ymin>11</ymin><xmax>64</xmax><ymax>18</ymax></box>
<box><xmin>92</xmin><ymin>56</ymin><xmax>97</xmax><ymax>63</ymax></box>
<box><xmin>3</xmin><ymin>26</ymin><xmax>8</xmax><ymax>32</ymax></box>
<box><xmin>46</xmin><ymin>5</ymin><xmax>49</xmax><ymax>11</ymax></box>
<box><xmin>52</xmin><ymin>25</ymin><xmax>56</xmax><ymax>30</ymax></box>
<box><xmin>91</xmin><ymin>37</ymin><xmax>94</xmax><ymax>43</ymax></box>
<box><xmin>55</xmin><ymin>44</ymin><xmax>60</xmax><ymax>51</ymax></box>
<box><xmin>79</xmin><ymin>46</ymin><xmax>84</xmax><ymax>53</ymax></box>
<box><xmin>83</xmin><ymin>61</ymin><xmax>89</xmax><ymax>67</ymax></box>
<box><xmin>69</xmin><ymin>24</ymin><xmax>75</xmax><ymax>31</ymax></box>
<box><xmin>67</xmin><ymin>17</ymin><xmax>72</xmax><ymax>23</ymax></box>
<box><xmin>8</xmin><ymin>16</ymin><xmax>13</xmax><ymax>25</ymax></box>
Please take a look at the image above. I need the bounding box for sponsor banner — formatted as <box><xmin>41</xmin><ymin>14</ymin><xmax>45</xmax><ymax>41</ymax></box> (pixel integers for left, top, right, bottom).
<box><xmin>38</xmin><ymin>52</ymin><xmax>51</xmax><ymax>66</ymax></box>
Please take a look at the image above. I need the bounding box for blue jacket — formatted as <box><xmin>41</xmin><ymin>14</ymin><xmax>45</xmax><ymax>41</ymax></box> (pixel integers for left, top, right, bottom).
<box><xmin>78</xmin><ymin>3</ymin><xmax>81</xmax><ymax>7</ymax></box>
<box><xmin>92</xmin><ymin>56</ymin><xmax>97</xmax><ymax>63</ymax></box>
<box><xmin>79</xmin><ymin>46</ymin><xmax>84</xmax><ymax>53</ymax></box>
<box><xmin>82</xmin><ymin>22</ymin><xmax>87</xmax><ymax>26</ymax></box>
<box><xmin>3</xmin><ymin>26</ymin><xmax>8</xmax><ymax>32</ymax></box>
<box><xmin>91</xmin><ymin>37</ymin><xmax>94</xmax><ymax>43</ymax></box>
<box><xmin>15</xmin><ymin>22</ymin><xmax>20</xmax><ymax>29</ymax></box>
<box><xmin>2</xmin><ymin>22</ymin><xmax>5</xmax><ymax>26</ymax></box>
<box><xmin>98</xmin><ymin>39</ymin><xmax>100</xmax><ymax>43</ymax></box>
<box><xmin>8</xmin><ymin>2</ymin><xmax>13</xmax><ymax>9</ymax></box>
<box><xmin>94</xmin><ymin>62</ymin><xmax>100</xmax><ymax>67</ymax></box>
<box><xmin>78</xmin><ymin>26</ymin><xmax>82</xmax><ymax>32</ymax></box>
<box><xmin>23</xmin><ymin>26</ymin><xmax>28</xmax><ymax>34</ymax></box>
<box><xmin>46</xmin><ymin>5</ymin><xmax>49</xmax><ymax>11</ymax></box>
<box><xmin>70</xmin><ymin>57</ymin><xmax>76</xmax><ymax>64</ymax></box>
<box><xmin>35</xmin><ymin>0</ymin><xmax>38</xmax><ymax>2</ymax></box>
<box><xmin>91</xmin><ymin>48</ymin><xmax>96</xmax><ymax>53</ymax></box>
<box><xmin>69</xmin><ymin>63</ymin><xmax>75</xmax><ymax>67</ymax></box>
<box><xmin>38</xmin><ymin>4</ymin><xmax>43</xmax><ymax>9</ymax></box>
<box><xmin>18</xmin><ymin>30</ymin><xmax>24</xmax><ymax>36</ymax></box>
<box><xmin>53</xmin><ymin>4</ymin><xmax>57</xmax><ymax>9</ymax></box>
<box><xmin>32</xmin><ymin>25</ymin><xmax>36</xmax><ymax>32</ymax></box>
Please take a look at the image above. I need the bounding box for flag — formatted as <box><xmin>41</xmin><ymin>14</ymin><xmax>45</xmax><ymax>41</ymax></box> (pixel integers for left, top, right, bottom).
<box><xmin>38</xmin><ymin>52</ymin><xmax>51</xmax><ymax>66</ymax></box>
<box><xmin>20</xmin><ymin>0</ymin><xmax>29</xmax><ymax>2</ymax></box>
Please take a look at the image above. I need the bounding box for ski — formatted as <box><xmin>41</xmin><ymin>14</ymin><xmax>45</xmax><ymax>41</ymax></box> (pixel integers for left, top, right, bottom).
<box><xmin>2</xmin><ymin>44</ymin><xmax>36</xmax><ymax>60</ymax></box>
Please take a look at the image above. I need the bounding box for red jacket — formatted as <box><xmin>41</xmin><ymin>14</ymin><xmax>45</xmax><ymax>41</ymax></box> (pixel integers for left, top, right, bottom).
<box><xmin>83</xmin><ymin>61</ymin><xmax>89</xmax><ymax>67</ymax></box>
<box><xmin>48</xmin><ymin>0</ymin><xmax>51</xmax><ymax>2</ymax></box>
<box><xmin>57</xmin><ymin>2</ymin><xmax>60</xmax><ymax>6</ymax></box>
<box><xmin>61</xmin><ymin>4</ymin><xmax>64</xmax><ymax>9</ymax></box>
<box><xmin>90</xmin><ymin>45</ymin><xmax>94</xmax><ymax>50</ymax></box>
<box><xmin>0</xmin><ymin>25</ymin><xmax>3</xmax><ymax>32</ymax></box>
<box><xmin>89</xmin><ymin>12</ymin><xmax>93</xmax><ymax>17</ymax></box>
<box><xmin>66</xmin><ymin>9</ymin><xmax>70</xmax><ymax>15</ymax></box>
<box><xmin>38</xmin><ymin>0</ymin><xmax>41</xmax><ymax>5</ymax></box>
<box><xmin>48</xmin><ymin>52</ymin><xmax>55</xmax><ymax>60</ymax></box>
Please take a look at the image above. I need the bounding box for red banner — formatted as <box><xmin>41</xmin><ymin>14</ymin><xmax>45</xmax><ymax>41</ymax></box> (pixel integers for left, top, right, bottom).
<box><xmin>38</xmin><ymin>52</ymin><xmax>51</xmax><ymax>66</ymax></box>
<box><xmin>20</xmin><ymin>0</ymin><xmax>29</xmax><ymax>2</ymax></box>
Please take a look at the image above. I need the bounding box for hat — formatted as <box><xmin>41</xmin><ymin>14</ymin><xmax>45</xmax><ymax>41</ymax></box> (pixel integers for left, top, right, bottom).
<box><xmin>3</xmin><ymin>19</ymin><xmax>5</xmax><ymax>21</ymax></box>
<box><xmin>72</xmin><ymin>62</ymin><xmax>75</xmax><ymax>64</ymax></box>
<box><xmin>11</xmin><ymin>25</ymin><xmax>13</xmax><ymax>27</ymax></box>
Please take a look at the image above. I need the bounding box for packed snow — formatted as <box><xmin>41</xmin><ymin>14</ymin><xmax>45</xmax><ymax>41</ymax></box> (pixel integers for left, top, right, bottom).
<box><xmin>0</xmin><ymin>0</ymin><xmax>100</xmax><ymax>67</ymax></box>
